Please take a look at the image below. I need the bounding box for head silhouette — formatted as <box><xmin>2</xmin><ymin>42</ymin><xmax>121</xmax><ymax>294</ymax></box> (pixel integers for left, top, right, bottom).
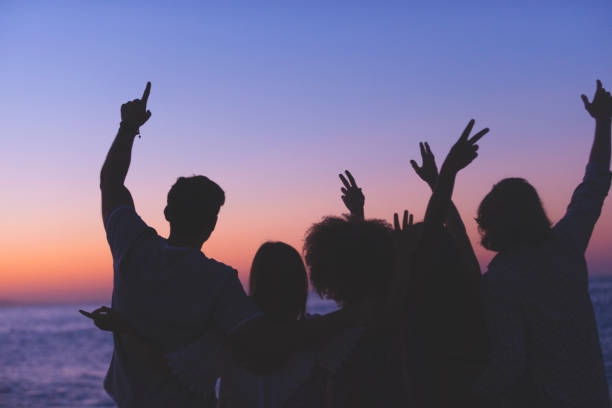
<box><xmin>476</xmin><ymin>177</ymin><xmax>552</xmax><ymax>252</ymax></box>
<box><xmin>304</xmin><ymin>216</ymin><xmax>394</xmax><ymax>307</ymax></box>
<box><xmin>249</xmin><ymin>242</ymin><xmax>308</xmax><ymax>321</ymax></box>
<box><xmin>164</xmin><ymin>176</ymin><xmax>225</xmax><ymax>247</ymax></box>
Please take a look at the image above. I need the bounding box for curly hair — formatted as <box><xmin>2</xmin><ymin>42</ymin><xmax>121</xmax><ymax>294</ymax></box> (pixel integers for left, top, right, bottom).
<box><xmin>164</xmin><ymin>175</ymin><xmax>225</xmax><ymax>232</ymax></box>
<box><xmin>304</xmin><ymin>216</ymin><xmax>394</xmax><ymax>306</ymax></box>
<box><xmin>249</xmin><ymin>241</ymin><xmax>308</xmax><ymax>321</ymax></box>
<box><xmin>476</xmin><ymin>177</ymin><xmax>552</xmax><ymax>252</ymax></box>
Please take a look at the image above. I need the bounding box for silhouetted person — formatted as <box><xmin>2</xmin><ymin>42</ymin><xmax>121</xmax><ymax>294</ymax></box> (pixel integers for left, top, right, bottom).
<box><xmin>290</xmin><ymin>169</ymin><xmax>415</xmax><ymax>406</ymax></box>
<box><xmin>295</xmin><ymin>213</ymin><xmax>404</xmax><ymax>407</ymax></box>
<box><xmin>96</xmin><ymin>82</ymin><xmax>362</xmax><ymax>407</ymax></box>
<box><xmin>386</xmin><ymin>120</ymin><xmax>488</xmax><ymax>407</ymax></box>
<box><xmin>474</xmin><ymin>81</ymin><xmax>612</xmax><ymax>407</ymax></box>
<box><xmin>218</xmin><ymin>241</ymin><xmax>310</xmax><ymax>407</ymax></box>
<box><xmin>406</xmin><ymin>142</ymin><xmax>488</xmax><ymax>406</ymax></box>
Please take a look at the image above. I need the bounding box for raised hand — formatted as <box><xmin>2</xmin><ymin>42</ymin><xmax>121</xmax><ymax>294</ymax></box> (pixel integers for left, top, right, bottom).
<box><xmin>339</xmin><ymin>170</ymin><xmax>365</xmax><ymax>219</ymax></box>
<box><xmin>393</xmin><ymin>210</ymin><xmax>414</xmax><ymax>232</ymax></box>
<box><xmin>581</xmin><ymin>80</ymin><xmax>612</xmax><ymax>121</ymax></box>
<box><xmin>410</xmin><ymin>142</ymin><xmax>439</xmax><ymax>188</ymax></box>
<box><xmin>121</xmin><ymin>81</ymin><xmax>152</xmax><ymax>135</ymax></box>
<box><xmin>443</xmin><ymin>119</ymin><xmax>489</xmax><ymax>173</ymax></box>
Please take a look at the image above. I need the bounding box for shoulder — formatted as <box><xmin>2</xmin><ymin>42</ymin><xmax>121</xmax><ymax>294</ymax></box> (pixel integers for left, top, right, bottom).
<box><xmin>200</xmin><ymin>255</ymin><xmax>238</xmax><ymax>278</ymax></box>
<box><xmin>484</xmin><ymin>249</ymin><xmax>534</xmax><ymax>292</ymax></box>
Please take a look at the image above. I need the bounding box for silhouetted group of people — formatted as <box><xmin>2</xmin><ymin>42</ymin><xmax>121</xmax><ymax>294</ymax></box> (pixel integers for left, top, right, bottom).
<box><xmin>82</xmin><ymin>80</ymin><xmax>612</xmax><ymax>407</ymax></box>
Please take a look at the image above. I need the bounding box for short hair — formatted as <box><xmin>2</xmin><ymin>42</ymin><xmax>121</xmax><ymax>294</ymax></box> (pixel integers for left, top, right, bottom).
<box><xmin>476</xmin><ymin>177</ymin><xmax>552</xmax><ymax>252</ymax></box>
<box><xmin>249</xmin><ymin>242</ymin><xmax>308</xmax><ymax>321</ymax></box>
<box><xmin>165</xmin><ymin>176</ymin><xmax>225</xmax><ymax>231</ymax></box>
<box><xmin>304</xmin><ymin>216</ymin><xmax>394</xmax><ymax>306</ymax></box>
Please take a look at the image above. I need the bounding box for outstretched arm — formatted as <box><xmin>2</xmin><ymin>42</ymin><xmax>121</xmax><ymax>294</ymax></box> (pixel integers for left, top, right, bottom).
<box><xmin>423</xmin><ymin>120</ymin><xmax>488</xmax><ymax>230</ymax></box>
<box><xmin>411</xmin><ymin>142</ymin><xmax>480</xmax><ymax>276</ymax></box>
<box><xmin>339</xmin><ymin>170</ymin><xmax>365</xmax><ymax>220</ymax></box>
<box><xmin>583</xmin><ymin>80</ymin><xmax>612</xmax><ymax>167</ymax></box>
<box><xmin>410</xmin><ymin>121</ymin><xmax>488</xmax><ymax>308</ymax></box>
<box><xmin>100</xmin><ymin>82</ymin><xmax>152</xmax><ymax>224</ymax></box>
<box><xmin>555</xmin><ymin>80</ymin><xmax>612</xmax><ymax>253</ymax></box>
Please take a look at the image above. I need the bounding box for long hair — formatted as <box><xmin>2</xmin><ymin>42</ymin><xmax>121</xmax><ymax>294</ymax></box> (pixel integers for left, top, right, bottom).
<box><xmin>476</xmin><ymin>178</ymin><xmax>552</xmax><ymax>252</ymax></box>
<box><xmin>249</xmin><ymin>241</ymin><xmax>308</xmax><ymax>321</ymax></box>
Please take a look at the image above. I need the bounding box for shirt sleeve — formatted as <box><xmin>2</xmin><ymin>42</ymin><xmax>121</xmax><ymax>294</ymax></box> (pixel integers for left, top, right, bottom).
<box><xmin>554</xmin><ymin>162</ymin><xmax>612</xmax><ymax>254</ymax></box>
<box><xmin>104</xmin><ymin>205</ymin><xmax>149</xmax><ymax>263</ymax></box>
<box><xmin>211</xmin><ymin>272</ymin><xmax>263</xmax><ymax>334</ymax></box>
<box><xmin>474</xmin><ymin>270</ymin><xmax>526</xmax><ymax>405</ymax></box>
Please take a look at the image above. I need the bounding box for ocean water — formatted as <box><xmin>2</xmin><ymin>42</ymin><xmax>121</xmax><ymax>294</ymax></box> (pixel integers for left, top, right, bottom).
<box><xmin>1</xmin><ymin>280</ymin><xmax>611</xmax><ymax>407</ymax></box>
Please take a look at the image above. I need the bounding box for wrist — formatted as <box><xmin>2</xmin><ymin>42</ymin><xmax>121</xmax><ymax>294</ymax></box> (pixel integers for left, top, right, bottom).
<box><xmin>439</xmin><ymin>161</ymin><xmax>458</xmax><ymax>177</ymax></box>
<box><xmin>119</xmin><ymin>121</ymin><xmax>140</xmax><ymax>137</ymax></box>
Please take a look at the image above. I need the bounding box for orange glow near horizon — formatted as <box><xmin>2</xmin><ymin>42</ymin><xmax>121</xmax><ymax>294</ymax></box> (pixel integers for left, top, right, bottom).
<box><xmin>1</xmin><ymin>2</ymin><xmax>612</xmax><ymax>304</ymax></box>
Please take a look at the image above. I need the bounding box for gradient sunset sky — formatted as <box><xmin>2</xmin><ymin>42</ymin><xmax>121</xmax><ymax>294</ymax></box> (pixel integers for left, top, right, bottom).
<box><xmin>1</xmin><ymin>1</ymin><xmax>611</xmax><ymax>303</ymax></box>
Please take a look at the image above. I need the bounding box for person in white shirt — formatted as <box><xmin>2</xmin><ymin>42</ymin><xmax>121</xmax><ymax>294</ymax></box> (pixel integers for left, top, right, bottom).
<box><xmin>475</xmin><ymin>80</ymin><xmax>612</xmax><ymax>407</ymax></box>
<box><xmin>95</xmin><ymin>82</ymin><xmax>362</xmax><ymax>407</ymax></box>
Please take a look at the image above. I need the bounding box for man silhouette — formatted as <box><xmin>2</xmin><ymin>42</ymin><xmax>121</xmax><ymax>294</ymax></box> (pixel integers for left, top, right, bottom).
<box><xmin>99</xmin><ymin>82</ymin><xmax>355</xmax><ymax>407</ymax></box>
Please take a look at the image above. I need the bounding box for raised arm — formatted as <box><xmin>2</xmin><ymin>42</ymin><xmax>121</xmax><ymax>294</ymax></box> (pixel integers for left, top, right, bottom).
<box><xmin>100</xmin><ymin>82</ymin><xmax>152</xmax><ymax>223</ymax></box>
<box><xmin>339</xmin><ymin>170</ymin><xmax>365</xmax><ymax>220</ymax></box>
<box><xmin>407</xmin><ymin>120</ymin><xmax>488</xmax><ymax>308</ymax></box>
<box><xmin>411</xmin><ymin>142</ymin><xmax>480</xmax><ymax>276</ymax></box>
<box><xmin>423</xmin><ymin>120</ymin><xmax>488</xmax><ymax>230</ymax></box>
<box><xmin>583</xmin><ymin>80</ymin><xmax>612</xmax><ymax>167</ymax></box>
<box><xmin>554</xmin><ymin>80</ymin><xmax>612</xmax><ymax>253</ymax></box>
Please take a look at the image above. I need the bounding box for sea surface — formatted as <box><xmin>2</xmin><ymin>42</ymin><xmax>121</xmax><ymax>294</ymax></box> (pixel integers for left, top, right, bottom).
<box><xmin>1</xmin><ymin>279</ymin><xmax>611</xmax><ymax>408</ymax></box>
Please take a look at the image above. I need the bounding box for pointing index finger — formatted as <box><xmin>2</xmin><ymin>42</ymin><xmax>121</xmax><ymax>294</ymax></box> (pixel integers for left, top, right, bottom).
<box><xmin>142</xmin><ymin>81</ymin><xmax>151</xmax><ymax>104</ymax></box>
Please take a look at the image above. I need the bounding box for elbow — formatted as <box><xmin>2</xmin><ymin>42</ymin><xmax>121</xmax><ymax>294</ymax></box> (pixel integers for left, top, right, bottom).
<box><xmin>100</xmin><ymin>168</ymin><xmax>111</xmax><ymax>190</ymax></box>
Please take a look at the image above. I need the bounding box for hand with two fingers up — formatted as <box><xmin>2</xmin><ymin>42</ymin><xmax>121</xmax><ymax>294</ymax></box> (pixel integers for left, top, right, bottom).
<box><xmin>443</xmin><ymin>119</ymin><xmax>489</xmax><ymax>174</ymax></box>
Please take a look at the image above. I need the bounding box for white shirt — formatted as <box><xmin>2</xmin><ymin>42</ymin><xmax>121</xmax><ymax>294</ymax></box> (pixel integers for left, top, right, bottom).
<box><xmin>103</xmin><ymin>206</ymin><xmax>261</xmax><ymax>408</ymax></box>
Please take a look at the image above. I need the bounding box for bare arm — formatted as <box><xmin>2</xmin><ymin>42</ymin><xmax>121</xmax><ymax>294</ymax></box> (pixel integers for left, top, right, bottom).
<box><xmin>411</xmin><ymin>142</ymin><xmax>481</xmax><ymax>276</ymax></box>
<box><xmin>390</xmin><ymin>121</ymin><xmax>488</xmax><ymax>318</ymax></box>
<box><xmin>100</xmin><ymin>82</ymin><xmax>152</xmax><ymax>223</ymax></box>
<box><xmin>227</xmin><ymin>307</ymin><xmax>360</xmax><ymax>373</ymax></box>
<box><xmin>424</xmin><ymin>121</ymin><xmax>488</xmax><ymax>233</ymax></box>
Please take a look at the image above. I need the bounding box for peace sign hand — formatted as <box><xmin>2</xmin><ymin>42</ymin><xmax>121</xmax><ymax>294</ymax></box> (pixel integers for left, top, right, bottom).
<box><xmin>444</xmin><ymin>119</ymin><xmax>489</xmax><ymax>173</ymax></box>
<box><xmin>120</xmin><ymin>81</ymin><xmax>152</xmax><ymax>135</ymax></box>
<box><xmin>339</xmin><ymin>170</ymin><xmax>365</xmax><ymax>219</ymax></box>
<box><xmin>410</xmin><ymin>142</ymin><xmax>439</xmax><ymax>189</ymax></box>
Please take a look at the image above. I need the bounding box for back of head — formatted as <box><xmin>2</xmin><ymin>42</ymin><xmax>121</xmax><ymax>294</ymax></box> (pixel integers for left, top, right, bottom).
<box><xmin>164</xmin><ymin>176</ymin><xmax>225</xmax><ymax>239</ymax></box>
<box><xmin>304</xmin><ymin>216</ymin><xmax>394</xmax><ymax>306</ymax></box>
<box><xmin>249</xmin><ymin>242</ymin><xmax>308</xmax><ymax>321</ymax></box>
<box><xmin>476</xmin><ymin>177</ymin><xmax>552</xmax><ymax>252</ymax></box>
